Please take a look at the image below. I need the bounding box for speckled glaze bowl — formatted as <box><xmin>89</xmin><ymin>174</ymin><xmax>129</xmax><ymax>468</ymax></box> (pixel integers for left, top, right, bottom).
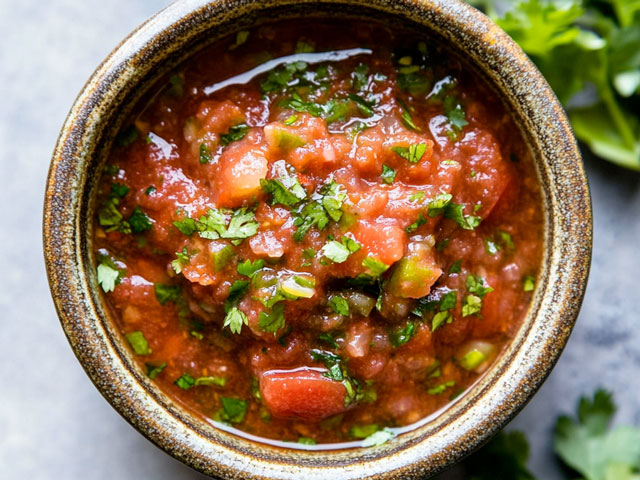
<box><xmin>43</xmin><ymin>0</ymin><xmax>592</xmax><ymax>478</ymax></box>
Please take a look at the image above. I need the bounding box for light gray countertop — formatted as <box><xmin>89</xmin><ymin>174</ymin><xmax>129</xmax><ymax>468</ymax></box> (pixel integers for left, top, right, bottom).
<box><xmin>1</xmin><ymin>1</ymin><xmax>638</xmax><ymax>478</ymax></box>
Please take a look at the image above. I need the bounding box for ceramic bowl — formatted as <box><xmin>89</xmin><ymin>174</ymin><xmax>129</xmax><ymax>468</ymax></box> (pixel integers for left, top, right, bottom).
<box><xmin>43</xmin><ymin>0</ymin><xmax>592</xmax><ymax>478</ymax></box>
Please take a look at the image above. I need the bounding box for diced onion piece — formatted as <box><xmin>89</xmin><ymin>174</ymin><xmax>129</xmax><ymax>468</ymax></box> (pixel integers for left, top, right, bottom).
<box><xmin>344</xmin><ymin>291</ymin><xmax>376</xmax><ymax>317</ymax></box>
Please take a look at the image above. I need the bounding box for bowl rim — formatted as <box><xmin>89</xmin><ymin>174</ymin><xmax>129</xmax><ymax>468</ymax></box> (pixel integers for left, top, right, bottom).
<box><xmin>43</xmin><ymin>0</ymin><xmax>592</xmax><ymax>478</ymax></box>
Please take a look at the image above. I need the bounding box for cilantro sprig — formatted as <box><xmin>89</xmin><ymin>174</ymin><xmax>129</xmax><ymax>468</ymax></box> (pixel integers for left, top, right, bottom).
<box><xmin>469</xmin><ymin>0</ymin><xmax>640</xmax><ymax>170</ymax></box>
<box><xmin>173</xmin><ymin>207</ymin><xmax>259</xmax><ymax>242</ymax></box>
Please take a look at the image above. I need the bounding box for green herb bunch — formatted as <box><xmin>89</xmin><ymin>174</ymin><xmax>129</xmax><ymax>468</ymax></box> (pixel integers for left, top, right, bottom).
<box><xmin>469</xmin><ymin>0</ymin><xmax>640</xmax><ymax>171</ymax></box>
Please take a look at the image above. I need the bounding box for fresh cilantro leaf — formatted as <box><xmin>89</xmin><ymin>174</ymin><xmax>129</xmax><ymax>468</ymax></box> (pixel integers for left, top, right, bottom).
<box><xmin>406</xmin><ymin>214</ymin><xmax>427</xmax><ymax>233</ymax></box>
<box><xmin>129</xmin><ymin>207</ymin><xmax>153</xmax><ymax>234</ymax></box>
<box><xmin>237</xmin><ymin>259</ymin><xmax>265</xmax><ymax>277</ymax></box>
<box><xmin>554</xmin><ymin>389</ymin><xmax>640</xmax><ymax>480</ymax></box>
<box><xmin>220</xmin><ymin>123</ymin><xmax>249</xmax><ymax>146</ymax></box>
<box><xmin>216</xmin><ymin>397</ymin><xmax>248</xmax><ymax>424</ymax></box>
<box><xmin>171</xmin><ymin>247</ymin><xmax>194</xmax><ymax>274</ymax></box>
<box><xmin>260</xmin><ymin>160</ymin><xmax>307</xmax><ymax>207</ymax></box>
<box><xmin>284</xmin><ymin>114</ymin><xmax>298</xmax><ymax>125</ymax></box>
<box><xmin>381</xmin><ymin>164</ymin><xmax>396</xmax><ymax>184</ymax></box>
<box><xmin>439</xmin><ymin>290</ymin><xmax>458</xmax><ymax>310</ymax></box>
<box><xmin>146</xmin><ymin>362</ymin><xmax>166</xmax><ymax>379</ymax></box>
<box><xmin>348</xmin><ymin>93</ymin><xmax>375</xmax><ymax>117</ymax></box>
<box><xmin>352</xmin><ymin>63</ymin><xmax>370</xmax><ymax>91</ymax></box>
<box><xmin>449</xmin><ymin>259</ymin><xmax>462</xmax><ymax>274</ymax></box>
<box><xmin>444</xmin><ymin>96</ymin><xmax>468</xmax><ymax>139</ymax></box>
<box><xmin>175</xmin><ymin>374</ymin><xmax>195</xmax><ymax>390</ymax></box>
<box><xmin>362</xmin><ymin>257</ymin><xmax>390</xmax><ymax>277</ymax></box>
<box><xmin>409</xmin><ymin>191</ymin><xmax>425</xmax><ymax>203</ymax></box>
<box><xmin>428</xmin><ymin>380</ymin><xmax>455</xmax><ymax>395</ymax></box>
<box><xmin>126</xmin><ymin>331</ymin><xmax>152</xmax><ymax>355</ymax></box>
<box><xmin>110</xmin><ymin>183</ymin><xmax>130</xmax><ymax>198</ymax></box>
<box><xmin>390</xmin><ymin>322</ymin><xmax>416</xmax><ymax>347</ymax></box>
<box><xmin>199</xmin><ymin>143</ymin><xmax>212</xmax><ymax>164</ymax></box>
<box><xmin>467</xmin><ymin>275</ymin><xmax>494</xmax><ymax>297</ymax></box>
<box><xmin>432</xmin><ymin>310</ymin><xmax>452</xmax><ymax>331</ymax></box>
<box><xmin>154</xmin><ymin>283</ymin><xmax>181</xmax><ymax>305</ymax></box>
<box><xmin>362</xmin><ymin>428</ymin><xmax>396</xmax><ymax>447</ymax></box>
<box><xmin>261</xmin><ymin>61</ymin><xmax>308</xmax><ymax>94</ymax></box>
<box><xmin>318</xmin><ymin>332</ymin><xmax>340</xmax><ymax>349</ymax></box>
<box><xmin>97</xmin><ymin>262</ymin><xmax>121</xmax><ymax>293</ymax></box>
<box><xmin>258</xmin><ymin>303</ymin><xmax>286</xmax><ymax>334</ymax></box>
<box><xmin>145</xmin><ymin>185</ymin><xmax>156</xmax><ymax>195</ymax></box>
<box><xmin>485</xmin><ymin>238</ymin><xmax>500</xmax><ymax>255</ymax></box>
<box><xmin>321</xmin><ymin>180</ymin><xmax>348</xmax><ymax>222</ymax></box>
<box><xmin>444</xmin><ymin>202</ymin><xmax>482</xmax><ymax>230</ymax></box>
<box><xmin>427</xmin><ymin>193</ymin><xmax>453</xmax><ymax>217</ymax></box>
<box><xmin>462</xmin><ymin>294</ymin><xmax>483</xmax><ymax>317</ymax></box>
<box><xmin>391</xmin><ymin>143</ymin><xmax>428</xmax><ymax>163</ymax></box>
<box><xmin>328</xmin><ymin>295</ymin><xmax>350</xmax><ymax>316</ymax></box>
<box><xmin>173</xmin><ymin>217</ymin><xmax>199</xmax><ymax>236</ymax></box>
<box><xmin>397</xmin><ymin>98</ymin><xmax>420</xmax><ymax>131</ymax></box>
<box><xmin>321</xmin><ymin>236</ymin><xmax>362</xmax><ymax>263</ymax></box>
<box><xmin>223</xmin><ymin>307</ymin><xmax>248</xmax><ymax>335</ymax></box>
<box><xmin>293</xmin><ymin>202</ymin><xmax>328</xmax><ymax>241</ymax></box>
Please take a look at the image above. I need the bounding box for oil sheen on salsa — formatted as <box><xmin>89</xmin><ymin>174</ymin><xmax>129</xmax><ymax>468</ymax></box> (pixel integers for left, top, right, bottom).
<box><xmin>94</xmin><ymin>20</ymin><xmax>543</xmax><ymax>446</ymax></box>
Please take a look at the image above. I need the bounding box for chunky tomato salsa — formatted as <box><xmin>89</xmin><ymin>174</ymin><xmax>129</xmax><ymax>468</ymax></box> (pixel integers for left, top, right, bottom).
<box><xmin>93</xmin><ymin>20</ymin><xmax>543</xmax><ymax>446</ymax></box>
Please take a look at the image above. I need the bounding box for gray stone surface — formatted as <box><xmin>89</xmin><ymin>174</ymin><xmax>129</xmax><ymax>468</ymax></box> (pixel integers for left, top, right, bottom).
<box><xmin>0</xmin><ymin>1</ymin><xmax>637</xmax><ymax>478</ymax></box>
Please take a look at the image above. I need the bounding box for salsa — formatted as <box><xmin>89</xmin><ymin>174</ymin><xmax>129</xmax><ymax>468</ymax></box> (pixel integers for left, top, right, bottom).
<box><xmin>93</xmin><ymin>20</ymin><xmax>543</xmax><ymax>446</ymax></box>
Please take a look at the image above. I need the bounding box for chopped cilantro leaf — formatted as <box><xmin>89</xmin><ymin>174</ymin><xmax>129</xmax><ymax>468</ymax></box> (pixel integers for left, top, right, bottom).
<box><xmin>258</xmin><ymin>303</ymin><xmax>286</xmax><ymax>334</ymax></box>
<box><xmin>432</xmin><ymin>310</ymin><xmax>452</xmax><ymax>331</ymax></box>
<box><xmin>175</xmin><ymin>374</ymin><xmax>195</xmax><ymax>390</ymax></box>
<box><xmin>318</xmin><ymin>332</ymin><xmax>340</xmax><ymax>348</ymax></box>
<box><xmin>146</xmin><ymin>362</ymin><xmax>166</xmax><ymax>379</ymax></box>
<box><xmin>126</xmin><ymin>331</ymin><xmax>152</xmax><ymax>355</ymax></box>
<box><xmin>397</xmin><ymin>98</ymin><xmax>420</xmax><ymax>131</ymax></box>
<box><xmin>284</xmin><ymin>114</ymin><xmax>298</xmax><ymax>125</ymax></box>
<box><xmin>391</xmin><ymin>143</ymin><xmax>428</xmax><ymax>163</ymax></box>
<box><xmin>362</xmin><ymin>428</ymin><xmax>395</xmax><ymax>447</ymax></box>
<box><xmin>128</xmin><ymin>207</ymin><xmax>153</xmax><ymax>234</ymax></box>
<box><xmin>177</xmin><ymin>207</ymin><xmax>259</xmax><ymax>241</ymax></box>
<box><xmin>216</xmin><ymin>397</ymin><xmax>248</xmax><ymax>424</ymax></box>
<box><xmin>260</xmin><ymin>160</ymin><xmax>307</xmax><ymax>207</ymax></box>
<box><xmin>199</xmin><ymin>143</ymin><xmax>212</xmax><ymax>164</ymax></box>
<box><xmin>293</xmin><ymin>201</ymin><xmax>328</xmax><ymax>241</ymax></box>
<box><xmin>328</xmin><ymin>295</ymin><xmax>350</xmax><ymax>316</ymax></box>
<box><xmin>321</xmin><ymin>236</ymin><xmax>361</xmax><ymax>263</ymax></box>
<box><xmin>173</xmin><ymin>217</ymin><xmax>199</xmax><ymax>236</ymax></box>
<box><xmin>467</xmin><ymin>275</ymin><xmax>494</xmax><ymax>297</ymax></box>
<box><xmin>444</xmin><ymin>202</ymin><xmax>481</xmax><ymax>230</ymax></box>
<box><xmin>321</xmin><ymin>180</ymin><xmax>348</xmax><ymax>222</ymax></box>
<box><xmin>110</xmin><ymin>182</ymin><xmax>130</xmax><ymax>198</ymax></box>
<box><xmin>406</xmin><ymin>214</ymin><xmax>427</xmax><ymax>233</ymax></box>
<box><xmin>220</xmin><ymin>123</ymin><xmax>249</xmax><ymax>146</ymax></box>
<box><xmin>362</xmin><ymin>257</ymin><xmax>390</xmax><ymax>277</ymax></box>
<box><xmin>97</xmin><ymin>262</ymin><xmax>121</xmax><ymax>293</ymax></box>
<box><xmin>390</xmin><ymin>322</ymin><xmax>416</xmax><ymax>347</ymax></box>
<box><xmin>427</xmin><ymin>193</ymin><xmax>453</xmax><ymax>217</ymax></box>
<box><xmin>428</xmin><ymin>380</ymin><xmax>455</xmax><ymax>395</ymax></box>
<box><xmin>348</xmin><ymin>93</ymin><xmax>375</xmax><ymax>117</ymax></box>
<box><xmin>381</xmin><ymin>164</ymin><xmax>396</xmax><ymax>184</ymax></box>
<box><xmin>223</xmin><ymin>307</ymin><xmax>248</xmax><ymax>335</ymax></box>
<box><xmin>449</xmin><ymin>259</ymin><xmax>462</xmax><ymax>274</ymax></box>
<box><xmin>409</xmin><ymin>191</ymin><xmax>425</xmax><ymax>203</ymax></box>
<box><xmin>144</xmin><ymin>185</ymin><xmax>156</xmax><ymax>195</ymax></box>
<box><xmin>154</xmin><ymin>283</ymin><xmax>181</xmax><ymax>305</ymax></box>
<box><xmin>352</xmin><ymin>63</ymin><xmax>370</xmax><ymax>91</ymax></box>
<box><xmin>485</xmin><ymin>238</ymin><xmax>500</xmax><ymax>255</ymax></box>
<box><xmin>237</xmin><ymin>259</ymin><xmax>265</xmax><ymax>277</ymax></box>
<box><xmin>439</xmin><ymin>290</ymin><xmax>458</xmax><ymax>310</ymax></box>
<box><xmin>444</xmin><ymin>95</ymin><xmax>468</xmax><ymax>138</ymax></box>
<box><xmin>171</xmin><ymin>247</ymin><xmax>194</xmax><ymax>274</ymax></box>
<box><xmin>462</xmin><ymin>294</ymin><xmax>483</xmax><ymax>317</ymax></box>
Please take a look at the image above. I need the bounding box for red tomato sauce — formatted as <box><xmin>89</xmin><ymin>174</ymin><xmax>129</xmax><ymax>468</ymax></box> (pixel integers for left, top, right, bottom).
<box><xmin>93</xmin><ymin>20</ymin><xmax>543</xmax><ymax>446</ymax></box>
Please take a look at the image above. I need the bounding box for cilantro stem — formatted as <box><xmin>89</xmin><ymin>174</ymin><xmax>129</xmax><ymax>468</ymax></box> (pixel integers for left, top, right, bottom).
<box><xmin>600</xmin><ymin>81</ymin><xmax>636</xmax><ymax>151</ymax></box>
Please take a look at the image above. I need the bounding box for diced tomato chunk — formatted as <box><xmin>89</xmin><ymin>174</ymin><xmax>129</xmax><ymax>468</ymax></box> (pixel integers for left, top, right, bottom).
<box><xmin>353</xmin><ymin>221</ymin><xmax>406</xmax><ymax>266</ymax></box>
<box><xmin>216</xmin><ymin>148</ymin><xmax>268</xmax><ymax>207</ymax></box>
<box><xmin>260</xmin><ymin>368</ymin><xmax>347</xmax><ymax>420</ymax></box>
